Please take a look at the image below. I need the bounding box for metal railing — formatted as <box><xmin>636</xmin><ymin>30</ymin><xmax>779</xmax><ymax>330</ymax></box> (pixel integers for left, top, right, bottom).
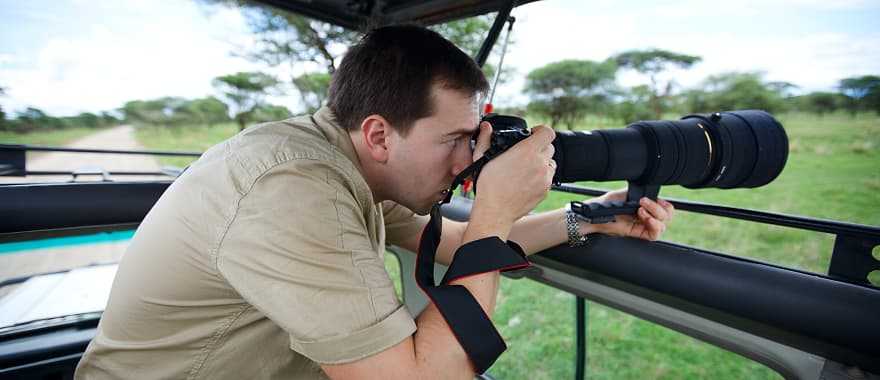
<box><xmin>2</xmin><ymin>143</ymin><xmax>879</xmax><ymax>378</ymax></box>
<box><xmin>0</xmin><ymin>144</ymin><xmax>200</xmax><ymax>178</ymax></box>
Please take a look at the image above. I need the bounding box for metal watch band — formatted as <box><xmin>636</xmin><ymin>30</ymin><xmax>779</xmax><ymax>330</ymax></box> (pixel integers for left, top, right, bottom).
<box><xmin>565</xmin><ymin>210</ymin><xmax>588</xmax><ymax>247</ymax></box>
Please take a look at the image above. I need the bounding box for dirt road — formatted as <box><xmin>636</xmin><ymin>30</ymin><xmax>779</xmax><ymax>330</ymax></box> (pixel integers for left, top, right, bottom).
<box><xmin>1</xmin><ymin>125</ymin><xmax>163</xmax><ymax>184</ymax></box>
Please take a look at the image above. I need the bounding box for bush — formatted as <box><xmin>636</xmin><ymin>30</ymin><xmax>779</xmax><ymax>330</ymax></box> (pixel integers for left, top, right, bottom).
<box><xmin>252</xmin><ymin>104</ymin><xmax>293</xmax><ymax>123</ymax></box>
<box><xmin>682</xmin><ymin>72</ymin><xmax>786</xmax><ymax>114</ymax></box>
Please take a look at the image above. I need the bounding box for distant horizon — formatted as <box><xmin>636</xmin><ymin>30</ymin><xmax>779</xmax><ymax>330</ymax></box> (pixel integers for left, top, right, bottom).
<box><xmin>1</xmin><ymin>0</ymin><xmax>879</xmax><ymax>117</ymax></box>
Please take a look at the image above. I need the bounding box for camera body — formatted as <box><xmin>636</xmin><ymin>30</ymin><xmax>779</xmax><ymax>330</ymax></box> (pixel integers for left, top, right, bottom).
<box><xmin>475</xmin><ymin>114</ymin><xmax>533</xmax><ymax>160</ymax></box>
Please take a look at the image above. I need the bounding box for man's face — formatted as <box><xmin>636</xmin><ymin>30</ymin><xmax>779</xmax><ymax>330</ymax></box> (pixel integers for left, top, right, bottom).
<box><xmin>385</xmin><ymin>85</ymin><xmax>480</xmax><ymax>215</ymax></box>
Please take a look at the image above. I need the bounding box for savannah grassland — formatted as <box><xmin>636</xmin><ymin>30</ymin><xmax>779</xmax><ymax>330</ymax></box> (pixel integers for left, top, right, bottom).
<box><xmin>0</xmin><ymin>127</ymin><xmax>107</xmax><ymax>146</ymax></box>
<box><xmin>89</xmin><ymin>112</ymin><xmax>878</xmax><ymax>378</ymax></box>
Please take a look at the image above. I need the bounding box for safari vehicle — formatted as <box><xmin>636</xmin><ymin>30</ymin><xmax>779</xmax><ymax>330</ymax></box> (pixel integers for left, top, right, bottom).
<box><xmin>1</xmin><ymin>1</ymin><xmax>878</xmax><ymax>379</ymax></box>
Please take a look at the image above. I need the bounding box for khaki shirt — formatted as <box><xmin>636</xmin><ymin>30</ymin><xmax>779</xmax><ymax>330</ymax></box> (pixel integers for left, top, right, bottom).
<box><xmin>76</xmin><ymin>107</ymin><xmax>428</xmax><ymax>379</ymax></box>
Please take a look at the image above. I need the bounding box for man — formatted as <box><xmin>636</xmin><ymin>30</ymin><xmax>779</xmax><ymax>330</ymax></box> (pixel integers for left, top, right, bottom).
<box><xmin>76</xmin><ymin>25</ymin><xmax>673</xmax><ymax>379</ymax></box>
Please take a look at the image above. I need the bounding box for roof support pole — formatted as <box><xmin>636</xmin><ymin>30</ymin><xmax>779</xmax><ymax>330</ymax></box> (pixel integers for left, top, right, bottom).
<box><xmin>474</xmin><ymin>0</ymin><xmax>516</xmax><ymax>67</ymax></box>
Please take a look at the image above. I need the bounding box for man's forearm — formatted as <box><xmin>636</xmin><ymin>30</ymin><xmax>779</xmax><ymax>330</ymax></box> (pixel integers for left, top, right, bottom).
<box><xmin>412</xmin><ymin>270</ymin><xmax>500</xmax><ymax>378</ymax></box>
<box><xmin>434</xmin><ymin>208</ymin><xmax>577</xmax><ymax>266</ymax></box>
<box><xmin>507</xmin><ymin>209</ymin><xmax>567</xmax><ymax>255</ymax></box>
<box><xmin>411</xmin><ymin>213</ymin><xmax>511</xmax><ymax>378</ymax></box>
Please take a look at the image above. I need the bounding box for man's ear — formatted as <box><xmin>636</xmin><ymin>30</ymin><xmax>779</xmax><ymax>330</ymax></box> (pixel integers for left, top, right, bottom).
<box><xmin>360</xmin><ymin>115</ymin><xmax>393</xmax><ymax>163</ymax></box>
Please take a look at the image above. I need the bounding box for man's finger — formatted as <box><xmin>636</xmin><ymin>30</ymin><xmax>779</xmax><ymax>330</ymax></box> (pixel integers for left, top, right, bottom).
<box><xmin>472</xmin><ymin>121</ymin><xmax>492</xmax><ymax>160</ymax></box>
<box><xmin>638</xmin><ymin>207</ymin><xmax>651</xmax><ymax>221</ymax></box>
<box><xmin>639</xmin><ymin>198</ymin><xmax>669</xmax><ymax>221</ymax></box>
<box><xmin>646</xmin><ymin>217</ymin><xmax>665</xmax><ymax>241</ymax></box>
<box><xmin>659</xmin><ymin>198</ymin><xmax>675</xmax><ymax>220</ymax></box>
<box><xmin>527</xmin><ymin>125</ymin><xmax>556</xmax><ymax>147</ymax></box>
<box><xmin>543</xmin><ymin>140</ymin><xmax>556</xmax><ymax>160</ymax></box>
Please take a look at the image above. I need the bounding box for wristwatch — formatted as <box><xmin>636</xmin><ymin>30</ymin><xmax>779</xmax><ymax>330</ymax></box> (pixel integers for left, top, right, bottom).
<box><xmin>565</xmin><ymin>209</ymin><xmax>589</xmax><ymax>247</ymax></box>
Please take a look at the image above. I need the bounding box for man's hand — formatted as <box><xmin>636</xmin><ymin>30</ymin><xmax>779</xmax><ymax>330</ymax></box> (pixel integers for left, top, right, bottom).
<box><xmin>470</xmin><ymin>122</ymin><xmax>557</xmax><ymax>229</ymax></box>
<box><xmin>583</xmin><ymin>188</ymin><xmax>675</xmax><ymax>241</ymax></box>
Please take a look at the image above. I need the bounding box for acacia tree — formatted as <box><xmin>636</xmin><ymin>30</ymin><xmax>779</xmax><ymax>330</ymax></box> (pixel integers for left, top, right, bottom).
<box><xmin>615</xmin><ymin>85</ymin><xmax>655</xmax><ymax>123</ymax></box>
<box><xmin>174</xmin><ymin>97</ymin><xmax>231</xmax><ymax>126</ymax></box>
<box><xmin>120</xmin><ymin>99</ymin><xmax>173</xmax><ymax>125</ymax></box>
<box><xmin>428</xmin><ymin>15</ymin><xmax>508</xmax><ymax>84</ymax></box>
<box><xmin>13</xmin><ymin>107</ymin><xmax>54</xmax><ymax>132</ymax></box>
<box><xmin>614</xmin><ymin>49</ymin><xmax>701</xmax><ymax>118</ymax></box>
<box><xmin>292</xmin><ymin>72</ymin><xmax>331</xmax><ymax>113</ymax></box>
<box><xmin>203</xmin><ymin>1</ymin><xmax>498</xmax><ymax>112</ymax></box>
<box><xmin>203</xmin><ymin>0</ymin><xmax>356</xmax><ymax>74</ymax></box>
<box><xmin>201</xmin><ymin>1</ymin><xmax>355</xmax><ymax>113</ymax></box>
<box><xmin>687</xmin><ymin>72</ymin><xmax>786</xmax><ymax>113</ymax></box>
<box><xmin>839</xmin><ymin>75</ymin><xmax>880</xmax><ymax>116</ymax></box>
<box><xmin>212</xmin><ymin>72</ymin><xmax>279</xmax><ymax>131</ymax></box>
<box><xmin>804</xmin><ymin>92</ymin><xmax>840</xmax><ymax>117</ymax></box>
<box><xmin>525</xmin><ymin>59</ymin><xmax>618</xmax><ymax>130</ymax></box>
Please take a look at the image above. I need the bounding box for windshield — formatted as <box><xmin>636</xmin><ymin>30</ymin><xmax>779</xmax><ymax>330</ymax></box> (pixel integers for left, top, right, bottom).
<box><xmin>1</xmin><ymin>0</ymin><xmax>878</xmax><ymax>378</ymax></box>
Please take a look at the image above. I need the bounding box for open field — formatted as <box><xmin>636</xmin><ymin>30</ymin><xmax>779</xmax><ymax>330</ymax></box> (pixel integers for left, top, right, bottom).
<box><xmin>10</xmin><ymin>112</ymin><xmax>872</xmax><ymax>379</ymax></box>
<box><xmin>133</xmin><ymin>123</ymin><xmax>240</xmax><ymax>168</ymax></box>
<box><xmin>1</xmin><ymin>127</ymin><xmax>109</xmax><ymax>147</ymax></box>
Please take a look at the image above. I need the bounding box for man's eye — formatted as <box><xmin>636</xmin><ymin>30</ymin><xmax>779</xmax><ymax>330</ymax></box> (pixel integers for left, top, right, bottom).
<box><xmin>446</xmin><ymin>135</ymin><xmax>470</xmax><ymax>150</ymax></box>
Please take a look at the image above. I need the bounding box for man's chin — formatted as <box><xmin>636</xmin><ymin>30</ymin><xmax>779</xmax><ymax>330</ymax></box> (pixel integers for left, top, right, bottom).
<box><xmin>395</xmin><ymin>192</ymin><xmax>446</xmax><ymax>216</ymax></box>
<box><xmin>391</xmin><ymin>198</ymin><xmax>430</xmax><ymax>216</ymax></box>
<box><xmin>414</xmin><ymin>197</ymin><xmax>442</xmax><ymax>216</ymax></box>
<box><xmin>412</xmin><ymin>203</ymin><xmax>433</xmax><ymax>216</ymax></box>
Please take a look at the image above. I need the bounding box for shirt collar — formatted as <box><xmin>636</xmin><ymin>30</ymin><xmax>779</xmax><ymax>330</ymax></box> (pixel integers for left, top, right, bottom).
<box><xmin>312</xmin><ymin>106</ymin><xmax>367</xmax><ymax>175</ymax></box>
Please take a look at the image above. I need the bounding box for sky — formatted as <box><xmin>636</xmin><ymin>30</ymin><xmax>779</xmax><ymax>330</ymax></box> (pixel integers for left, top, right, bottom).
<box><xmin>1</xmin><ymin>0</ymin><xmax>879</xmax><ymax>117</ymax></box>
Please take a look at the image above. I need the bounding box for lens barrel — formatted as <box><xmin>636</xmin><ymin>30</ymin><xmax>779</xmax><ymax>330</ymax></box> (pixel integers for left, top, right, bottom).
<box><xmin>551</xmin><ymin>110</ymin><xmax>788</xmax><ymax>189</ymax></box>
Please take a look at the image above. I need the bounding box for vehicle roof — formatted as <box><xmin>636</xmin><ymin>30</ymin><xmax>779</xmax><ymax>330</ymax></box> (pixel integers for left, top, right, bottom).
<box><xmin>252</xmin><ymin>0</ymin><xmax>541</xmax><ymax>30</ymax></box>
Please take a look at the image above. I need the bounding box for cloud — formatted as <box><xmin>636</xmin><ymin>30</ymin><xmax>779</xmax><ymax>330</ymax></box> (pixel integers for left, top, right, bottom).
<box><xmin>492</xmin><ymin>0</ymin><xmax>880</xmax><ymax>105</ymax></box>
<box><xmin>2</xmin><ymin>0</ymin><xmax>878</xmax><ymax>115</ymax></box>
<box><xmin>0</xmin><ymin>0</ymin><xmax>288</xmax><ymax>116</ymax></box>
<box><xmin>771</xmin><ymin>0</ymin><xmax>875</xmax><ymax>10</ymax></box>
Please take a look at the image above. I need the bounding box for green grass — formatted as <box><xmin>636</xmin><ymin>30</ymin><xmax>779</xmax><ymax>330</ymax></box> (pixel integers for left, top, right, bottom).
<box><xmin>133</xmin><ymin>123</ymin><xmax>240</xmax><ymax>168</ymax></box>
<box><xmin>0</xmin><ymin>127</ymin><xmax>108</xmax><ymax>146</ymax></box>
<box><xmin>132</xmin><ymin>112</ymin><xmax>880</xmax><ymax>379</ymax></box>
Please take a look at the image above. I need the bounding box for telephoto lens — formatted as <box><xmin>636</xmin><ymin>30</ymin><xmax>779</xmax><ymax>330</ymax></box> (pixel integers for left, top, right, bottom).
<box><xmin>549</xmin><ymin>110</ymin><xmax>789</xmax><ymax>189</ymax></box>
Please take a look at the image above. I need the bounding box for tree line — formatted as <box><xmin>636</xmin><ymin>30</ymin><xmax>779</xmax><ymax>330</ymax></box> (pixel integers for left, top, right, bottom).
<box><xmin>204</xmin><ymin>2</ymin><xmax>879</xmax><ymax>130</ymax></box>
<box><xmin>0</xmin><ymin>77</ymin><xmax>293</xmax><ymax>133</ymax></box>
<box><xmin>0</xmin><ymin>98</ymin><xmax>123</xmax><ymax>133</ymax></box>
<box><xmin>2</xmin><ymin>1</ymin><xmax>879</xmax><ymax>134</ymax></box>
<box><xmin>523</xmin><ymin>53</ymin><xmax>880</xmax><ymax>129</ymax></box>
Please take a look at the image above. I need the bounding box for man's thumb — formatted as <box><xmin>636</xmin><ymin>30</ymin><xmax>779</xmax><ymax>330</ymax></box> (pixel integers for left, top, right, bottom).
<box><xmin>528</xmin><ymin>125</ymin><xmax>556</xmax><ymax>146</ymax></box>
<box><xmin>472</xmin><ymin>121</ymin><xmax>493</xmax><ymax>160</ymax></box>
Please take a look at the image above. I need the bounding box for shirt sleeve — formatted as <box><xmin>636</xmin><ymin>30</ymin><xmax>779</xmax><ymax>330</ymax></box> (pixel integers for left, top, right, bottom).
<box><xmin>216</xmin><ymin>158</ymin><xmax>416</xmax><ymax>364</ymax></box>
<box><xmin>381</xmin><ymin>201</ymin><xmax>429</xmax><ymax>248</ymax></box>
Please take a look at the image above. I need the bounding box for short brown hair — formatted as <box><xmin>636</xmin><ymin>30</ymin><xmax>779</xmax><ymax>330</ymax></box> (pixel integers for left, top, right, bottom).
<box><xmin>328</xmin><ymin>25</ymin><xmax>489</xmax><ymax>136</ymax></box>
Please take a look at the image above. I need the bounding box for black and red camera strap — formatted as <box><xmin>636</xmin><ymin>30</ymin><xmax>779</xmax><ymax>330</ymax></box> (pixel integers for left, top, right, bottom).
<box><xmin>415</xmin><ymin>166</ymin><xmax>531</xmax><ymax>373</ymax></box>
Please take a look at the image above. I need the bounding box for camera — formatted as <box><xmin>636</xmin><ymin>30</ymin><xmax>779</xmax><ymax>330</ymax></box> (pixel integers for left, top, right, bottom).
<box><xmin>473</xmin><ymin>110</ymin><xmax>789</xmax><ymax>221</ymax></box>
<box><xmin>477</xmin><ymin>110</ymin><xmax>788</xmax><ymax>190</ymax></box>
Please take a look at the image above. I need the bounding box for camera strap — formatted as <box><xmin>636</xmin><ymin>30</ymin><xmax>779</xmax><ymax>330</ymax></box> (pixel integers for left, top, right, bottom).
<box><xmin>440</xmin><ymin>147</ymin><xmax>503</xmax><ymax>204</ymax></box>
<box><xmin>415</xmin><ymin>158</ymin><xmax>530</xmax><ymax>374</ymax></box>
